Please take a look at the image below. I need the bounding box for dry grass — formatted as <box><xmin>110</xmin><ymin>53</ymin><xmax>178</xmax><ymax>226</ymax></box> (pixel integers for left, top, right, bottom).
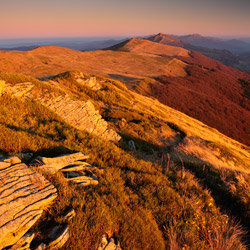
<box><xmin>0</xmin><ymin>72</ymin><xmax>249</xmax><ymax>249</ymax></box>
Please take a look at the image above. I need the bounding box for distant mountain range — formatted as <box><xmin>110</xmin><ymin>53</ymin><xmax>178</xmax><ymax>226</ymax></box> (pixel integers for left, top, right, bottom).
<box><xmin>174</xmin><ymin>34</ymin><xmax>250</xmax><ymax>53</ymax></box>
<box><xmin>143</xmin><ymin>33</ymin><xmax>250</xmax><ymax>72</ymax></box>
<box><xmin>0</xmin><ymin>38</ymin><xmax>126</xmax><ymax>52</ymax></box>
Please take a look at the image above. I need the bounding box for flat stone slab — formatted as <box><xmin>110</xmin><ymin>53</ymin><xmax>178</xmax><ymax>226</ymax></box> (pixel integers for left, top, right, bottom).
<box><xmin>0</xmin><ymin>162</ymin><xmax>57</xmax><ymax>249</ymax></box>
<box><xmin>35</xmin><ymin>152</ymin><xmax>90</xmax><ymax>174</ymax></box>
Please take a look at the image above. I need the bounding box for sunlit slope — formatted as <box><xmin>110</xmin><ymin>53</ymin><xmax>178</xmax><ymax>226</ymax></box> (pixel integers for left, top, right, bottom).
<box><xmin>1</xmin><ymin>71</ymin><xmax>249</xmax><ymax>173</ymax></box>
<box><xmin>1</xmin><ymin>71</ymin><xmax>250</xmax><ymax>249</ymax></box>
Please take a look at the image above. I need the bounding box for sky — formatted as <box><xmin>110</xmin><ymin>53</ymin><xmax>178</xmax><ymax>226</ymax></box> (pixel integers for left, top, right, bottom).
<box><xmin>0</xmin><ymin>0</ymin><xmax>250</xmax><ymax>39</ymax></box>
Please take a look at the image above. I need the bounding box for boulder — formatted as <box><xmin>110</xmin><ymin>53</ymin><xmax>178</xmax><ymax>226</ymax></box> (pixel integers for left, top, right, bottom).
<box><xmin>38</xmin><ymin>96</ymin><xmax>121</xmax><ymax>142</ymax></box>
<box><xmin>34</xmin><ymin>152</ymin><xmax>100</xmax><ymax>187</ymax></box>
<box><xmin>0</xmin><ymin>162</ymin><xmax>57</xmax><ymax>249</ymax></box>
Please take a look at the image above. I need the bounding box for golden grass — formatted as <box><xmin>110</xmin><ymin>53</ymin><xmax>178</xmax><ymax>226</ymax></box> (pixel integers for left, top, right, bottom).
<box><xmin>0</xmin><ymin>72</ymin><xmax>249</xmax><ymax>249</ymax></box>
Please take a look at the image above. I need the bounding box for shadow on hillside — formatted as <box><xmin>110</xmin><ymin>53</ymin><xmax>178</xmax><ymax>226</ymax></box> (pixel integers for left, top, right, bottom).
<box><xmin>1</xmin><ymin>122</ymin><xmax>65</xmax><ymax>143</ymax></box>
<box><xmin>33</xmin><ymin>145</ymin><xmax>74</xmax><ymax>158</ymax></box>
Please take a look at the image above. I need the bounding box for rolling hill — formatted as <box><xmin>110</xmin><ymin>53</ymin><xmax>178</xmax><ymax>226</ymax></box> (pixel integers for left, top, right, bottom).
<box><xmin>108</xmin><ymin>38</ymin><xmax>250</xmax><ymax>145</ymax></box>
<box><xmin>0</xmin><ymin>39</ymin><xmax>250</xmax><ymax>147</ymax></box>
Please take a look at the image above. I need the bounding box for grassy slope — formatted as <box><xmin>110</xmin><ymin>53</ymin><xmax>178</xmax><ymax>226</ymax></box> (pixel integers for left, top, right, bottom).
<box><xmin>0</xmin><ymin>72</ymin><xmax>250</xmax><ymax>249</ymax></box>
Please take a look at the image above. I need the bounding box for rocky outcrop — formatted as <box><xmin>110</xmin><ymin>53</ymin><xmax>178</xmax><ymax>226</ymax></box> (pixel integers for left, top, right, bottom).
<box><xmin>33</xmin><ymin>152</ymin><xmax>100</xmax><ymax>187</ymax></box>
<box><xmin>74</xmin><ymin>72</ymin><xmax>101</xmax><ymax>90</ymax></box>
<box><xmin>38</xmin><ymin>97</ymin><xmax>121</xmax><ymax>142</ymax></box>
<box><xmin>0</xmin><ymin>160</ymin><xmax>57</xmax><ymax>249</ymax></box>
<box><xmin>97</xmin><ymin>234</ymin><xmax>122</xmax><ymax>250</ymax></box>
<box><xmin>2</xmin><ymin>80</ymin><xmax>120</xmax><ymax>142</ymax></box>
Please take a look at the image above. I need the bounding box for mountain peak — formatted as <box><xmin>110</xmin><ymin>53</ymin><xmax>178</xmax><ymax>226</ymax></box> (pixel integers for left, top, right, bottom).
<box><xmin>106</xmin><ymin>37</ymin><xmax>189</xmax><ymax>57</ymax></box>
<box><xmin>146</xmin><ymin>33</ymin><xmax>187</xmax><ymax>47</ymax></box>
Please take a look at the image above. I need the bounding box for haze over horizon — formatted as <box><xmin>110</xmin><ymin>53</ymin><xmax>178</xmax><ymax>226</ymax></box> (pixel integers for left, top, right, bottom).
<box><xmin>1</xmin><ymin>0</ymin><xmax>250</xmax><ymax>39</ymax></box>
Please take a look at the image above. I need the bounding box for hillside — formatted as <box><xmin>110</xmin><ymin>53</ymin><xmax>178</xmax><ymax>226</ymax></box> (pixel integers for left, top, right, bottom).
<box><xmin>0</xmin><ymin>41</ymin><xmax>250</xmax><ymax>146</ymax></box>
<box><xmin>134</xmin><ymin>50</ymin><xmax>250</xmax><ymax>145</ymax></box>
<box><xmin>0</xmin><ymin>71</ymin><xmax>250</xmax><ymax>249</ymax></box>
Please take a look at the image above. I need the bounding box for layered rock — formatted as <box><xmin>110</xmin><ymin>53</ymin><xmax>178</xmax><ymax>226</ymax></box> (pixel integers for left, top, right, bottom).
<box><xmin>35</xmin><ymin>152</ymin><xmax>89</xmax><ymax>174</ymax></box>
<box><xmin>38</xmin><ymin>97</ymin><xmax>120</xmax><ymax>142</ymax></box>
<box><xmin>2</xmin><ymin>80</ymin><xmax>120</xmax><ymax>142</ymax></box>
<box><xmin>33</xmin><ymin>152</ymin><xmax>100</xmax><ymax>187</ymax></box>
<box><xmin>74</xmin><ymin>72</ymin><xmax>101</xmax><ymax>90</ymax></box>
<box><xmin>0</xmin><ymin>160</ymin><xmax>57</xmax><ymax>249</ymax></box>
<box><xmin>9</xmin><ymin>232</ymin><xmax>35</xmax><ymax>250</ymax></box>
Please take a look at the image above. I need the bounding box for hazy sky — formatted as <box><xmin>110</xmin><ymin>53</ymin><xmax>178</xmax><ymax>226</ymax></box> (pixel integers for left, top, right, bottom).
<box><xmin>0</xmin><ymin>0</ymin><xmax>249</xmax><ymax>38</ymax></box>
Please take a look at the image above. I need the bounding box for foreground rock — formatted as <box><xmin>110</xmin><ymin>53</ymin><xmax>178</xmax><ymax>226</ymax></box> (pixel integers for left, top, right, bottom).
<box><xmin>0</xmin><ymin>161</ymin><xmax>57</xmax><ymax>249</ymax></box>
<box><xmin>33</xmin><ymin>152</ymin><xmax>100</xmax><ymax>187</ymax></box>
<box><xmin>35</xmin><ymin>152</ymin><xmax>89</xmax><ymax>174</ymax></box>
